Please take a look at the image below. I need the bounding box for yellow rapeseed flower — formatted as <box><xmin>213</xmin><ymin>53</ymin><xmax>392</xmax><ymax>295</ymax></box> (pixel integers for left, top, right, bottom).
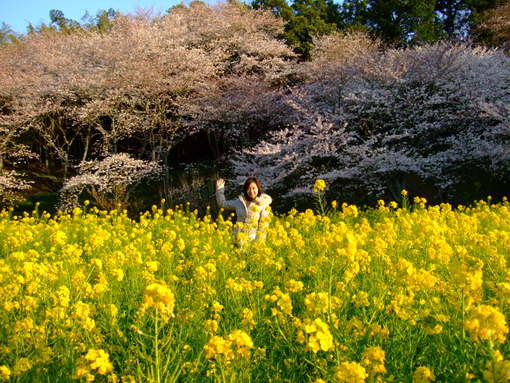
<box><xmin>50</xmin><ymin>230</ymin><xmax>67</xmax><ymax>246</ymax></box>
<box><xmin>302</xmin><ymin>318</ymin><xmax>334</xmax><ymax>353</ymax></box>
<box><xmin>211</xmin><ymin>301</ymin><xmax>224</xmax><ymax>313</ymax></box>
<box><xmin>305</xmin><ymin>292</ymin><xmax>340</xmax><ymax>315</ymax></box>
<box><xmin>413</xmin><ymin>366</ymin><xmax>435</xmax><ymax>383</ymax></box>
<box><xmin>334</xmin><ymin>361</ymin><xmax>368</xmax><ymax>383</ymax></box>
<box><xmin>228</xmin><ymin>330</ymin><xmax>254</xmax><ymax>359</ymax></box>
<box><xmin>241</xmin><ymin>308</ymin><xmax>256</xmax><ymax>329</ymax></box>
<box><xmin>275</xmin><ymin>290</ymin><xmax>293</xmax><ymax>316</ymax></box>
<box><xmin>141</xmin><ymin>282</ymin><xmax>175</xmax><ymax>321</ymax></box>
<box><xmin>362</xmin><ymin>346</ymin><xmax>386</xmax><ymax>375</ymax></box>
<box><xmin>13</xmin><ymin>358</ymin><xmax>31</xmax><ymax>376</ymax></box>
<box><xmin>464</xmin><ymin>304</ymin><xmax>508</xmax><ymax>344</ymax></box>
<box><xmin>204</xmin><ymin>336</ymin><xmax>233</xmax><ymax>361</ymax></box>
<box><xmin>483</xmin><ymin>360</ymin><xmax>510</xmax><ymax>383</ymax></box>
<box><xmin>0</xmin><ymin>365</ymin><xmax>11</xmax><ymax>381</ymax></box>
<box><xmin>205</xmin><ymin>319</ymin><xmax>219</xmax><ymax>334</ymax></box>
<box><xmin>54</xmin><ymin>285</ymin><xmax>71</xmax><ymax>307</ymax></box>
<box><xmin>84</xmin><ymin>349</ymin><xmax>113</xmax><ymax>375</ymax></box>
<box><xmin>313</xmin><ymin>179</ymin><xmax>327</xmax><ymax>193</ymax></box>
<box><xmin>286</xmin><ymin>279</ymin><xmax>304</xmax><ymax>293</ymax></box>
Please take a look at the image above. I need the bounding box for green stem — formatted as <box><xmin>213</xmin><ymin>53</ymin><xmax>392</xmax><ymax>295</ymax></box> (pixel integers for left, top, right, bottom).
<box><xmin>328</xmin><ymin>260</ymin><xmax>340</xmax><ymax>365</ymax></box>
<box><xmin>155</xmin><ymin>309</ymin><xmax>160</xmax><ymax>383</ymax></box>
<box><xmin>490</xmin><ymin>341</ymin><xmax>496</xmax><ymax>383</ymax></box>
<box><xmin>219</xmin><ymin>360</ymin><xmax>227</xmax><ymax>383</ymax></box>
<box><xmin>461</xmin><ymin>291</ymin><xmax>465</xmax><ymax>342</ymax></box>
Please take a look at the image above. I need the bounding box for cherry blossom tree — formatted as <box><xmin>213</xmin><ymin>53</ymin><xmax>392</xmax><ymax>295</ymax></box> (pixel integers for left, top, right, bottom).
<box><xmin>0</xmin><ymin>170</ymin><xmax>32</xmax><ymax>206</ymax></box>
<box><xmin>0</xmin><ymin>109</ymin><xmax>37</xmax><ymax>205</ymax></box>
<box><xmin>0</xmin><ymin>3</ymin><xmax>296</xmax><ymax>175</ymax></box>
<box><xmin>474</xmin><ymin>1</ymin><xmax>510</xmax><ymax>52</ymax></box>
<box><xmin>234</xmin><ymin>37</ymin><xmax>510</xmax><ymax>203</ymax></box>
<box><xmin>59</xmin><ymin>153</ymin><xmax>162</xmax><ymax>211</ymax></box>
<box><xmin>2</xmin><ymin>7</ymin><xmax>508</xmax><ymax>208</ymax></box>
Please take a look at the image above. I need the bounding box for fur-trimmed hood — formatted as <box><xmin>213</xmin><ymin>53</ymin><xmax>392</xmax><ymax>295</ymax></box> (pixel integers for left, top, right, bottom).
<box><xmin>216</xmin><ymin>187</ymin><xmax>272</xmax><ymax>226</ymax></box>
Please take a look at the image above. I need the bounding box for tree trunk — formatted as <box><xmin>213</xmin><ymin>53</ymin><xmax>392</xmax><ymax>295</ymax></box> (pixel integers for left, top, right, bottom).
<box><xmin>207</xmin><ymin>128</ymin><xmax>221</xmax><ymax>159</ymax></box>
<box><xmin>63</xmin><ymin>152</ymin><xmax>69</xmax><ymax>179</ymax></box>
<box><xmin>45</xmin><ymin>148</ymin><xmax>50</xmax><ymax>171</ymax></box>
<box><xmin>82</xmin><ymin>133</ymin><xmax>91</xmax><ymax>162</ymax></box>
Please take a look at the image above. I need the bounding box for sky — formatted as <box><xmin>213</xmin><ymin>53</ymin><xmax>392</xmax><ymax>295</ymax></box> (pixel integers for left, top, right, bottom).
<box><xmin>1</xmin><ymin>0</ymin><xmax>184</xmax><ymax>34</ymax></box>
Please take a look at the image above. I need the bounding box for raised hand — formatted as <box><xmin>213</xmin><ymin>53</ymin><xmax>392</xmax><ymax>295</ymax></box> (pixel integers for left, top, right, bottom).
<box><xmin>216</xmin><ymin>178</ymin><xmax>225</xmax><ymax>189</ymax></box>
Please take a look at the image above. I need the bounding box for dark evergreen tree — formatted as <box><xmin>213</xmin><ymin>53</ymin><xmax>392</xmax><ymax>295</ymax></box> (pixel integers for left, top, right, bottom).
<box><xmin>435</xmin><ymin>0</ymin><xmax>470</xmax><ymax>38</ymax></box>
<box><xmin>340</xmin><ymin>0</ymin><xmax>505</xmax><ymax>43</ymax></box>
<box><xmin>286</xmin><ymin>0</ymin><xmax>340</xmax><ymax>56</ymax></box>
<box><xmin>339</xmin><ymin>0</ymin><xmax>370</xmax><ymax>30</ymax></box>
<box><xmin>49</xmin><ymin>9</ymin><xmax>81</xmax><ymax>32</ymax></box>
<box><xmin>434</xmin><ymin>0</ymin><xmax>505</xmax><ymax>38</ymax></box>
<box><xmin>253</xmin><ymin>0</ymin><xmax>342</xmax><ymax>57</ymax></box>
<box><xmin>341</xmin><ymin>0</ymin><xmax>442</xmax><ymax>45</ymax></box>
<box><xmin>81</xmin><ymin>8</ymin><xmax>117</xmax><ymax>33</ymax></box>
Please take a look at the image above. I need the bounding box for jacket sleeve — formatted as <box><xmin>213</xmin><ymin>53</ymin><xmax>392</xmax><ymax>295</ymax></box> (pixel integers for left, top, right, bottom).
<box><xmin>257</xmin><ymin>194</ymin><xmax>273</xmax><ymax>237</ymax></box>
<box><xmin>216</xmin><ymin>186</ymin><xmax>237</xmax><ymax>211</ymax></box>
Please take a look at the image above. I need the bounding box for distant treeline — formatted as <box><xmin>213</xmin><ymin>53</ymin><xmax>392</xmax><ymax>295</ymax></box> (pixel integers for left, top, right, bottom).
<box><xmin>1</xmin><ymin>0</ymin><xmax>508</xmax><ymax>55</ymax></box>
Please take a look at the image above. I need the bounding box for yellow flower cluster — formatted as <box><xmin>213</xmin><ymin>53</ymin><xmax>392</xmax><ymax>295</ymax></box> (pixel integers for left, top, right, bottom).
<box><xmin>241</xmin><ymin>308</ymin><xmax>256</xmax><ymax>329</ymax></box>
<box><xmin>76</xmin><ymin>349</ymin><xmax>113</xmax><ymax>381</ymax></box>
<box><xmin>204</xmin><ymin>330</ymin><xmax>254</xmax><ymax>361</ymax></box>
<box><xmin>296</xmin><ymin>318</ymin><xmax>334</xmax><ymax>353</ymax></box>
<box><xmin>362</xmin><ymin>346</ymin><xmax>386</xmax><ymax>375</ymax></box>
<box><xmin>204</xmin><ymin>336</ymin><xmax>232</xmax><ymax>361</ymax></box>
<box><xmin>334</xmin><ymin>361</ymin><xmax>368</xmax><ymax>383</ymax></box>
<box><xmin>313</xmin><ymin>179</ymin><xmax>327</xmax><ymax>193</ymax></box>
<box><xmin>413</xmin><ymin>366</ymin><xmax>435</xmax><ymax>383</ymax></box>
<box><xmin>0</xmin><ymin>195</ymin><xmax>509</xmax><ymax>381</ymax></box>
<box><xmin>266</xmin><ymin>287</ymin><xmax>293</xmax><ymax>316</ymax></box>
<box><xmin>0</xmin><ymin>366</ymin><xmax>10</xmax><ymax>381</ymax></box>
<box><xmin>464</xmin><ymin>304</ymin><xmax>508</xmax><ymax>344</ymax></box>
<box><xmin>483</xmin><ymin>359</ymin><xmax>510</xmax><ymax>383</ymax></box>
<box><xmin>304</xmin><ymin>292</ymin><xmax>340</xmax><ymax>315</ymax></box>
<box><xmin>140</xmin><ymin>282</ymin><xmax>175</xmax><ymax>321</ymax></box>
<box><xmin>226</xmin><ymin>277</ymin><xmax>264</xmax><ymax>293</ymax></box>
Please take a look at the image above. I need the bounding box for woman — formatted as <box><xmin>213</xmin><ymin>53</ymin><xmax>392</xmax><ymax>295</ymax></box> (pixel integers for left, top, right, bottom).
<box><xmin>216</xmin><ymin>177</ymin><xmax>272</xmax><ymax>241</ymax></box>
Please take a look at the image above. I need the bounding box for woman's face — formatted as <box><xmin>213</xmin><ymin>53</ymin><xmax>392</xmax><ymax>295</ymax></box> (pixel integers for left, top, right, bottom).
<box><xmin>246</xmin><ymin>182</ymin><xmax>259</xmax><ymax>200</ymax></box>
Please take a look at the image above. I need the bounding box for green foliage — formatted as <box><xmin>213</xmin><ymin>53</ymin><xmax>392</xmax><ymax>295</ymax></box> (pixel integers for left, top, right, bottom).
<box><xmin>250</xmin><ymin>0</ymin><xmax>504</xmax><ymax>54</ymax></box>
<box><xmin>253</xmin><ymin>0</ymin><xmax>342</xmax><ymax>57</ymax></box>
<box><xmin>48</xmin><ymin>9</ymin><xmax>81</xmax><ymax>33</ymax></box>
<box><xmin>340</xmin><ymin>0</ymin><xmax>444</xmax><ymax>45</ymax></box>
<box><xmin>0</xmin><ymin>22</ymin><xmax>20</xmax><ymax>45</ymax></box>
<box><xmin>339</xmin><ymin>0</ymin><xmax>504</xmax><ymax>45</ymax></box>
<box><xmin>81</xmin><ymin>9</ymin><xmax>118</xmax><ymax>34</ymax></box>
<box><xmin>23</xmin><ymin>8</ymin><xmax>118</xmax><ymax>36</ymax></box>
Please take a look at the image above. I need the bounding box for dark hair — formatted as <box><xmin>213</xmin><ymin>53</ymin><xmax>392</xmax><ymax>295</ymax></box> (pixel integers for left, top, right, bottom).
<box><xmin>243</xmin><ymin>177</ymin><xmax>262</xmax><ymax>201</ymax></box>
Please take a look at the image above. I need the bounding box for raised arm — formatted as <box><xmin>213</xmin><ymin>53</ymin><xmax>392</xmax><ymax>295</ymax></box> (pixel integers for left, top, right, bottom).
<box><xmin>215</xmin><ymin>178</ymin><xmax>237</xmax><ymax>211</ymax></box>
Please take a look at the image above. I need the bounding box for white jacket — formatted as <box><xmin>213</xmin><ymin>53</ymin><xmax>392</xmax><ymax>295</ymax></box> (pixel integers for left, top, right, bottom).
<box><xmin>216</xmin><ymin>186</ymin><xmax>272</xmax><ymax>239</ymax></box>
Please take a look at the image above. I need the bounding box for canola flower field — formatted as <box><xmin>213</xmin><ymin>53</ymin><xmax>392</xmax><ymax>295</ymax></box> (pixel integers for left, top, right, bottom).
<box><xmin>0</xmin><ymin>193</ymin><xmax>509</xmax><ymax>382</ymax></box>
